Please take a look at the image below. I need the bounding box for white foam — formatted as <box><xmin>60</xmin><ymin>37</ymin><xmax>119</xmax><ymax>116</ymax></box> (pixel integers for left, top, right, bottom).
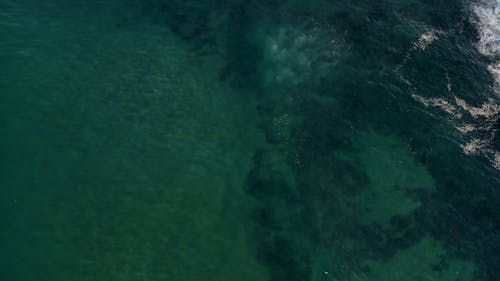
<box><xmin>454</xmin><ymin>96</ymin><xmax>499</xmax><ymax>118</ymax></box>
<box><xmin>472</xmin><ymin>0</ymin><xmax>500</xmax><ymax>58</ymax></box>
<box><xmin>411</xmin><ymin>94</ymin><xmax>463</xmax><ymax>118</ymax></box>
<box><xmin>456</xmin><ymin>124</ymin><xmax>477</xmax><ymax>133</ymax></box>
<box><xmin>397</xmin><ymin>6</ymin><xmax>500</xmax><ymax>169</ymax></box>
<box><xmin>488</xmin><ymin>62</ymin><xmax>500</xmax><ymax>93</ymax></box>
<box><xmin>494</xmin><ymin>152</ymin><xmax>500</xmax><ymax>169</ymax></box>
<box><xmin>461</xmin><ymin>138</ymin><xmax>489</xmax><ymax>155</ymax></box>
<box><xmin>411</xmin><ymin>94</ymin><xmax>500</xmax><ymax>119</ymax></box>
<box><xmin>472</xmin><ymin>0</ymin><xmax>500</xmax><ymax>96</ymax></box>
<box><xmin>413</xmin><ymin>30</ymin><xmax>446</xmax><ymax>51</ymax></box>
<box><xmin>412</xmin><ymin>93</ymin><xmax>500</xmax><ymax>169</ymax></box>
<box><xmin>461</xmin><ymin>0</ymin><xmax>500</xmax><ymax>169</ymax></box>
<box><xmin>415</xmin><ymin>32</ymin><xmax>438</xmax><ymax>50</ymax></box>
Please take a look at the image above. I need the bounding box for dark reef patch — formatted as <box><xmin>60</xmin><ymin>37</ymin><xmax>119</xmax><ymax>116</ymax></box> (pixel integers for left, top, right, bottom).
<box><xmin>99</xmin><ymin>1</ymin><xmax>500</xmax><ymax>280</ymax></box>
<box><xmin>151</xmin><ymin>0</ymin><xmax>500</xmax><ymax>280</ymax></box>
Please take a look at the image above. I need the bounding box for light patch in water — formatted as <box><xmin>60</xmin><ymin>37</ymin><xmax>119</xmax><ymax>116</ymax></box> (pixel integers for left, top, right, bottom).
<box><xmin>412</xmin><ymin>93</ymin><xmax>500</xmax><ymax>169</ymax></box>
<box><xmin>261</xmin><ymin>22</ymin><xmax>342</xmax><ymax>88</ymax></box>
<box><xmin>454</xmin><ymin>96</ymin><xmax>499</xmax><ymax>118</ymax></box>
<box><xmin>472</xmin><ymin>0</ymin><xmax>500</xmax><ymax>97</ymax></box>
<box><xmin>456</xmin><ymin>124</ymin><xmax>477</xmax><ymax>133</ymax></box>
<box><xmin>414</xmin><ymin>31</ymin><xmax>439</xmax><ymax>50</ymax></box>
<box><xmin>471</xmin><ymin>0</ymin><xmax>500</xmax><ymax>58</ymax></box>
<box><xmin>395</xmin><ymin>2</ymin><xmax>500</xmax><ymax>169</ymax></box>
<box><xmin>488</xmin><ymin>62</ymin><xmax>500</xmax><ymax>94</ymax></box>
<box><xmin>494</xmin><ymin>152</ymin><xmax>500</xmax><ymax>169</ymax></box>
<box><xmin>411</xmin><ymin>94</ymin><xmax>462</xmax><ymax>118</ymax></box>
<box><xmin>409</xmin><ymin>29</ymin><xmax>447</xmax><ymax>52</ymax></box>
<box><xmin>461</xmin><ymin>138</ymin><xmax>489</xmax><ymax>155</ymax></box>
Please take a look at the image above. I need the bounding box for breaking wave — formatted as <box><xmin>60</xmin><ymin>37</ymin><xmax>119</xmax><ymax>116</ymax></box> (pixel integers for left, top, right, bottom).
<box><xmin>472</xmin><ymin>0</ymin><xmax>500</xmax><ymax>94</ymax></box>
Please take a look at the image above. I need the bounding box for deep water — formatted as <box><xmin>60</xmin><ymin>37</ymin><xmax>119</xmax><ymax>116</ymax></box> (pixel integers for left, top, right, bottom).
<box><xmin>1</xmin><ymin>0</ymin><xmax>500</xmax><ymax>281</ymax></box>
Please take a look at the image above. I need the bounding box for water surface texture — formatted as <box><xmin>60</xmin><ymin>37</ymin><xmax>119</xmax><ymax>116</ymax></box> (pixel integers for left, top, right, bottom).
<box><xmin>1</xmin><ymin>0</ymin><xmax>500</xmax><ymax>281</ymax></box>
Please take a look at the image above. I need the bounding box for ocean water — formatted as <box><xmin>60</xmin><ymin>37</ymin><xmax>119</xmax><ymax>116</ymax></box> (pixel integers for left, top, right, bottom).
<box><xmin>1</xmin><ymin>0</ymin><xmax>499</xmax><ymax>281</ymax></box>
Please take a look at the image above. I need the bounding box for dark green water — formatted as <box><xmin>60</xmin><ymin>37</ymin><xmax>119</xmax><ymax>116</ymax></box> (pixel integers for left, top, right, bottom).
<box><xmin>1</xmin><ymin>0</ymin><xmax>500</xmax><ymax>280</ymax></box>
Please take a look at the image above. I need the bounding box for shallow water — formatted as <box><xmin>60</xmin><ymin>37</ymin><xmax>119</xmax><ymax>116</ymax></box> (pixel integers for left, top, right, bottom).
<box><xmin>1</xmin><ymin>0</ymin><xmax>499</xmax><ymax>281</ymax></box>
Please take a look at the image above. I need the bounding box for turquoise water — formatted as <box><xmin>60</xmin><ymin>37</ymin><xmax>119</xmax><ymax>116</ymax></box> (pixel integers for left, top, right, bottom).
<box><xmin>1</xmin><ymin>0</ymin><xmax>499</xmax><ymax>280</ymax></box>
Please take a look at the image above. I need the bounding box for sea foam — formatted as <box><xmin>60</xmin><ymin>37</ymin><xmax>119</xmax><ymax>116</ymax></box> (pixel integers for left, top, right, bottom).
<box><xmin>403</xmin><ymin>3</ymin><xmax>500</xmax><ymax>170</ymax></box>
<box><xmin>469</xmin><ymin>0</ymin><xmax>500</xmax><ymax>169</ymax></box>
<box><xmin>472</xmin><ymin>0</ymin><xmax>500</xmax><ymax>58</ymax></box>
<box><xmin>472</xmin><ymin>0</ymin><xmax>500</xmax><ymax>94</ymax></box>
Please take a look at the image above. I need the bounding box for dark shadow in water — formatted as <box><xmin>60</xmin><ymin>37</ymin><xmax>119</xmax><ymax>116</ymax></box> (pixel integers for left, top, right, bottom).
<box><xmin>143</xmin><ymin>0</ymin><xmax>500</xmax><ymax>280</ymax></box>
